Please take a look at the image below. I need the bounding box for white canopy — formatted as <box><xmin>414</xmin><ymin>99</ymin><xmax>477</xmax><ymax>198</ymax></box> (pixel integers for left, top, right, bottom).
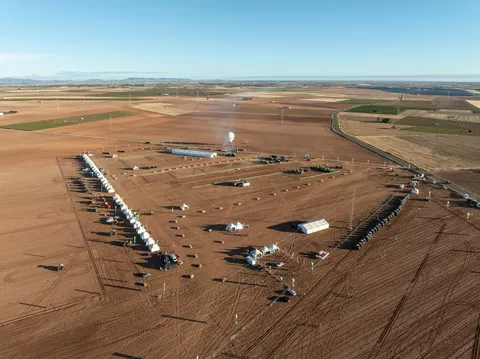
<box><xmin>297</xmin><ymin>219</ymin><xmax>329</xmax><ymax>234</ymax></box>
<box><xmin>226</xmin><ymin>221</ymin><xmax>244</xmax><ymax>232</ymax></box>
<box><xmin>180</xmin><ymin>203</ymin><xmax>189</xmax><ymax>211</ymax></box>
<box><xmin>148</xmin><ymin>243</ymin><xmax>160</xmax><ymax>252</ymax></box>
<box><xmin>145</xmin><ymin>238</ymin><xmax>155</xmax><ymax>246</ymax></box>
<box><xmin>141</xmin><ymin>232</ymin><xmax>150</xmax><ymax>240</ymax></box>
<box><xmin>136</xmin><ymin>226</ymin><xmax>145</xmax><ymax>235</ymax></box>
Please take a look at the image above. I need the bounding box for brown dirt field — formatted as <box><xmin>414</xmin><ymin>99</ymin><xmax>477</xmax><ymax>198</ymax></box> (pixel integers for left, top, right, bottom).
<box><xmin>1</xmin><ymin>89</ymin><xmax>480</xmax><ymax>359</ymax></box>
<box><xmin>357</xmin><ymin>135</ymin><xmax>480</xmax><ymax>171</ymax></box>
<box><xmin>339</xmin><ymin>112</ymin><xmax>480</xmax><ymax>195</ymax></box>
<box><xmin>437</xmin><ymin>169</ymin><xmax>480</xmax><ymax>195</ymax></box>
<box><xmin>132</xmin><ymin>103</ymin><xmax>193</xmax><ymax>116</ymax></box>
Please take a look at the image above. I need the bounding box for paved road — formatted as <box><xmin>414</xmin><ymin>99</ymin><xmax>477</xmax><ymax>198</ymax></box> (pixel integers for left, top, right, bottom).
<box><xmin>331</xmin><ymin>111</ymin><xmax>479</xmax><ymax>203</ymax></box>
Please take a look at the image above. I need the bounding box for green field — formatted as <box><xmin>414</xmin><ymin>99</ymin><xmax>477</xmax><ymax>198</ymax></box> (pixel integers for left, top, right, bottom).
<box><xmin>346</xmin><ymin>100</ymin><xmax>436</xmax><ymax>114</ymax></box>
<box><xmin>346</xmin><ymin>105</ymin><xmax>404</xmax><ymax>115</ymax></box>
<box><xmin>400</xmin><ymin>126</ymin><xmax>480</xmax><ymax>136</ymax></box>
<box><xmin>337</xmin><ymin>99</ymin><xmax>390</xmax><ymax>105</ymax></box>
<box><xmin>0</xmin><ymin>111</ymin><xmax>133</xmax><ymax>131</ymax></box>
<box><xmin>398</xmin><ymin>116</ymin><xmax>480</xmax><ymax>136</ymax></box>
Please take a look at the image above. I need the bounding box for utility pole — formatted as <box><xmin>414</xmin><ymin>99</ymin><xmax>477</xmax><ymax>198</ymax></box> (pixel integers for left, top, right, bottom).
<box><xmin>349</xmin><ymin>188</ymin><xmax>356</xmax><ymax>231</ymax></box>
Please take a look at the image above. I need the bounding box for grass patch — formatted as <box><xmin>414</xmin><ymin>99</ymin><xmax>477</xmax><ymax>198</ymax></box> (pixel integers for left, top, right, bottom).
<box><xmin>398</xmin><ymin>116</ymin><xmax>480</xmax><ymax>136</ymax></box>
<box><xmin>346</xmin><ymin>105</ymin><xmax>404</xmax><ymax>115</ymax></box>
<box><xmin>337</xmin><ymin>99</ymin><xmax>390</xmax><ymax>105</ymax></box>
<box><xmin>401</xmin><ymin>126</ymin><xmax>480</xmax><ymax>136</ymax></box>
<box><xmin>355</xmin><ymin>85</ymin><xmax>475</xmax><ymax>97</ymax></box>
<box><xmin>346</xmin><ymin>100</ymin><xmax>436</xmax><ymax>115</ymax></box>
<box><xmin>0</xmin><ymin>111</ymin><xmax>133</xmax><ymax>131</ymax></box>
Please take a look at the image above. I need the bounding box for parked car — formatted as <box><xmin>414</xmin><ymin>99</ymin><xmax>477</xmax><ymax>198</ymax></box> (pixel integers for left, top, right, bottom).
<box><xmin>275</xmin><ymin>262</ymin><xmax>285</xmax><ymax>267</ymax></box>
<box><xmin>287</xmin><ymin>289</ymin><xmax>297</xmax><ymax>296</ymax></box>
<box><xmin>139</xmin><ymin>273</ymin><xmax>150</xmax><ymax>278</ymax></box>
<box><xmin>315</xmin><ymin>250</ymin><xmax>330</xmax><ymax>260</ymax></box>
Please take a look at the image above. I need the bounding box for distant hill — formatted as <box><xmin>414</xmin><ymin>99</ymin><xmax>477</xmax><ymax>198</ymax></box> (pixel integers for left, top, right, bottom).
<box><xmin>0</xmin><ymin>78</ymin><xmax>46</xmax><ymax>84</ymax></box>
<box><xmin>0</xmin><ymin>77</ymin><xmax>191</xmax><ymax>84</ymax></box>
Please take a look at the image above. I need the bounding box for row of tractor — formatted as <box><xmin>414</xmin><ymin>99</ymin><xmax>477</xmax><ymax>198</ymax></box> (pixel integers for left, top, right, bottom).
<box><xmin>354</xmin><ymin>195</ymin><xmax>410</xmax><ymax>250</ymax></box>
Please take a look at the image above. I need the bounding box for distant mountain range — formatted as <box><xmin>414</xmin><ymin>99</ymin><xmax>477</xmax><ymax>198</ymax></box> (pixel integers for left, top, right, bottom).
<box><xmin>0</xmin><ymin>77</ymin><xmax>192</xmax><ymax>84</ymax></box>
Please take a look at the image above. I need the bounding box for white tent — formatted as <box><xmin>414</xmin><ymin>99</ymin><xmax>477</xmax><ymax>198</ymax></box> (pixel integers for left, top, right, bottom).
<box><xmin>297</xmin><ymin>219</ymin><xmax>329</xmax><ymax>234</ymax></box>
<box><xmin>141</xmin><ymin>232</ymin><xmax>151</xmax><ymax>241</ymax></box>
<box><xmin>226</xmin><ymin>221</ymin><xmax>245</xmax><ymax>232</ymax></box>
<box><xmin>411</xmin><ymin>188</ymin><xmax>420</xmax><ymax>195</ymax></box>
<box><xmin>129</xmin><ymin>217</ymin><xmax>137</xmax><ymax>225</ymax></box>
<box><xmin>145</xmin><ymin>238</ymin><xmax>155</xmax><ymax>246</ymax></box>
<box><xmin>136</xmin><ymin>226</ymin><xmax>145</xmax><ymax>235</ymax></box>
<box><xmin>133</xmin><ymin>222</ymin><xmax>141</xmax><ymax>229</ymax></box>
<box><xmin>172</xmin><ymin>149</ymin><xmax>217</xmax><ymax>158</ymax></box>
<box><xmin>266</xmin><ymin>243</ymin><xmax>280</xmax><ymax>254</ymax></box>
<box><xmin>148</xmin><ymin>243</ymin><xmax>160</xmax><ymax>252</ymax></box>
<box><xmin>259</xmin><ymin>246</ymin><xmax>269</xmax><ymax>255</ymax></box>
<box><xmin>250</xmin><ymin>249</ymin><xmax>263</xmax><ymax>258</ymax></box>
<box><xmin>180</xmin><ymin>203</ymin><xmax>189</xmax><ymax>211</ymax></box>
<box><xmin>246</xmin><ymin>256</ymin><xmax>256</xmax><ymax>265</ymax></box>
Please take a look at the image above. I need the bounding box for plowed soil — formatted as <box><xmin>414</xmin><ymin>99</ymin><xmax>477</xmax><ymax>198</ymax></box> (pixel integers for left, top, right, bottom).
<box><xmin>1</xmin><ymin>89</ymin><xmax>480</xmax><ymax>359</ymax></box>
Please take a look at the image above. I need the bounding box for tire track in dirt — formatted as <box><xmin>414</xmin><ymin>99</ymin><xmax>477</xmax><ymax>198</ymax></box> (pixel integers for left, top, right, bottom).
<box><xmin>234</xmin><ymin>251</ymin><xmax>352</xmax><ymax>359</ymax></box>
<box><xmin>57</xmin><ymin>156</ymin><xmax>106</xmax><ymax>295</ymax></box>
<box><xmin>369</xmin><ymin>222</ymin><xmax>447</xmax><ymax>358</ymax></box>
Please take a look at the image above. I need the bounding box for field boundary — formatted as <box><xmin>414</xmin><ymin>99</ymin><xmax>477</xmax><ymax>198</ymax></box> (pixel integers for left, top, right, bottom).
<box><xmin>332</xmin><ymin>111</ymin><xmax>479</xmax><ymax>202</ymax></box>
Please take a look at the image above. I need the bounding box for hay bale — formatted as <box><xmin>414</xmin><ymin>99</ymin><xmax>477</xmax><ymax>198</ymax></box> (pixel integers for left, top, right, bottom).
<box><xmin>307</xmin><ymin>183</ymin><xmax>311</xmax><ymax>186</ymax></box>
<box><xmin>256</xmin><ymin>197</ymin><xmax>260</xmax><ymax>200</ymax></box>
<box><xmin>273</xmin><ymin>193</ymin><xmax>277</xmax><ymax>196</ymax></box>
<box><xmin>236</xmin><ymin>202</ymin><xmax>242</xmax><ymax>206</ymax></box>
<box><xmin>208</xmin><ymin>229</ymin><xmax>212</xmax><ymax>232</ymax></box>
<box><xmin>201</xmin><ymin>210</ymin><xmax>206</xmax><ymax>213</ymax></box>
<box><xmin>193</xmin><ymin>254</ymin><xmax>198</xmax><ymax>258</ymax></box>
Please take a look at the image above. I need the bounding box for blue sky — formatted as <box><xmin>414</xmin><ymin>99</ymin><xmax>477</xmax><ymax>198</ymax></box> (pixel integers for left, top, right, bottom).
<box><xmin>0</xmin><ymin>0</ymin><xmax>479</xmax><ymax>79</ymax></box>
